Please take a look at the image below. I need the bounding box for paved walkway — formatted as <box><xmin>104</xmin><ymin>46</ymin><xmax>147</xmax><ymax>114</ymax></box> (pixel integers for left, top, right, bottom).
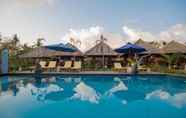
<box><xmin>6</xmin><ymin>71</ymin><xmax>162</xmax><ymax>76</ymax></box>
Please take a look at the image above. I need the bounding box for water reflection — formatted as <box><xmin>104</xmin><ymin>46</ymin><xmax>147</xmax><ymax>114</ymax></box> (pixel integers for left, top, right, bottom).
<box><xmin>0</xmin><ymin>76</ymin><xmax>20</xmax><ymax>97</ymax></box>
<box><xmin>106</xmin><ymin>80</ymin><xmax>128</xmax><ymax>95</ymax></box>
<box><xmin>0</xmin><ymin>75</ymin><xmax>186</xmax><ymax>108</ymax></box>
<box><xmin>44</xmin><ymin>77</ymin><xmax>77</xmax><ymax>101</ymax></box>
<box><xmin>71</xmin><ymin>82</ymin><xmax>100</xmax><ymax>104</ymax></box>
<box><xmin>108</xmin><ymin>80</ymin><xmax>145</xmax><ymax>104</ymax></box>
<box><xmin>146</xmin><ymin>89</ymin><xmax>186</xmax><ymax>108</ymax></box>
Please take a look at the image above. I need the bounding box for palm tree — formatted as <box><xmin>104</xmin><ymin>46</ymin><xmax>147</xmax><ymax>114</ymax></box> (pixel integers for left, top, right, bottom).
<box><xmin>35</xmin><ymin>38</ymin><xmax>45</xmax><ymax>47</ymax></box>
<box><xmin>12</xmin><ymin>34</ymin><xmax>20</xmax><ymax>47</ymax></box>
<box><xmin>0</xmin><ymin>33</ymin><xmax>2</xmax><ymax>42</ymax></box>
<box><xmin>70</xmin><ymin>37</ymin><xmax>81</xmax><ymax>47</ymax></box>
<box><xmin>20</xmin><ymin>43</ymin><xmax>32</xmax><ymax>54</ymax></box>
<box><xmin>161</xmin><ymin>53</ymin><xmax>186</xmax><ymax>70</ymax></box>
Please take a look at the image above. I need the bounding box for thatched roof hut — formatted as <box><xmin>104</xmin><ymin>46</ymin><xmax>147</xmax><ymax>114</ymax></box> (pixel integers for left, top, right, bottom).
<box><xmin>135</xmin><ymin>39</ymin><xmax>157</xmax><ymax>51</ymax></box>
<box><xmin>19</xmin><ymin>47</ymin><xmax>59</xmax><ymax>58</ymax></box>
<box><xmin>84</xmin><ymin>41</ymin><xmax>118</xmax><ymax>56</ymax></box>
<box><xmin>161</xmin><ymin>40</ymin><xmax>186</xmax><ymax>53</ymax></box>
<box><xmin>19</xmin><ymin>44</ymin><xmax>83</xmax><ymax>58</ymax></box>
<box><xmin>144</xmin><ymin>40</ymin><xmax>186</xmax><ymax>54</ymax></box>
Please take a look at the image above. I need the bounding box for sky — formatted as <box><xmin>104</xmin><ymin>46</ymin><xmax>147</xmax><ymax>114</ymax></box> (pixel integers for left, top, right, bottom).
<box><xmin>0</xmin><ymin>0</ymin><xmax>186</xmax><ymax>51</ymax></box>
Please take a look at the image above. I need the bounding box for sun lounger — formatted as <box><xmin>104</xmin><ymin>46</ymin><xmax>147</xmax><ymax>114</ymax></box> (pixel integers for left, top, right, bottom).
<box><xmin>138</xmin><ymin>65</ymin><xmax>148</xmax><ymax>72</ymax></box>
<box><xmin>113</xmin><ymin>62</ymin><xmax>127</xmax><ymax>72</ymax></box>
<box><xmin>45</xmin><ymin>61</ymin><xmax>57</xmax><ymax>71</ymax></box>
<box><xmin>58</xmin><ymin>61</ymin><xmax>72</xmax><ymax>71</ymax></box>
<box><xmin>39</xmin><ymin>61</ymin><xmax>47</xmax><ymax>68</ymax></box>
<box><xmin>28</xmin><ymin>61</ymin><xmax>46</xmax><ymax>72</ymax></box>
<box><xmin>71</xmin><ymin>61</ymin><xmax>81</xmax><ymax>71</ymax></box>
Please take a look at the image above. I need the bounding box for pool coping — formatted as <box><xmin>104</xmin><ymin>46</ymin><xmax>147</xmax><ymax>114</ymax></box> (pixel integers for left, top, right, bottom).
<box><xmin>1</xmin><ymin>71</ymin><xmax>186</xmax><ymax>78</ymax></box>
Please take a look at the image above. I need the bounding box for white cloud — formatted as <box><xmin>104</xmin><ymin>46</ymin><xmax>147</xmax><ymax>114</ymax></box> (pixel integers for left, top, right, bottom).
<box><xmin>61</xmin><ymin>24</ymin><xmax>186</xmax><ymax>52</ymax></box>
<box><xmin>122</xmin><ymin>24</ymin><xmax>186</xmax><ymax>43</ymax></box>
<box><xmin>122</xmin><ymin>26</ymin><xmax>156</xmax><ymax>42</ymax></box>
<box><xmin>61</xmin><ymin>26</ymin><xmax>103</xmax><ymax>52</ymax></box>
<box><xmin>61</xmin><ymin>26</ymin><xmax>126</xmax><ymax>52</ymax></box>
<box><xmin>159</xmin><ymin>24</ymin><xmax>186</xmax><ymax>43</ymax></box>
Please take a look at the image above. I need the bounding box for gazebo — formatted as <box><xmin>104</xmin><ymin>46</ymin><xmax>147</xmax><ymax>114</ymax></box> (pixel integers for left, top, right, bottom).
<box><xmin>84</xmin><ymin>41</ymin><xmax>118</xmax><ymax>69</ymax></box>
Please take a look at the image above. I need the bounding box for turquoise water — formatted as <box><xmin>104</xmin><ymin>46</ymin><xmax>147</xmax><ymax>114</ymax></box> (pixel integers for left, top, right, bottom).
<box><xmin>0</xmin><ymin>75</ymin><xmax>186</xmax><ymax>118</ymax></box>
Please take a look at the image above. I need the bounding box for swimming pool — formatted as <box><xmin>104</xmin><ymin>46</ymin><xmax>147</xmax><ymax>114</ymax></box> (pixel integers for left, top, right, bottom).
<box><xmin>0</xmin><ymin>75</ymin><xmax>186</xmax><ymax>118</ymax></box>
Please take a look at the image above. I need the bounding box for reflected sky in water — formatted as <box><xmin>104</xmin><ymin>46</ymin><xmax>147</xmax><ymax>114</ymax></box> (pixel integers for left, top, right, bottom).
<box><xmin>0</xmin><ymin>75</ymin><xmax>186</xmax><ymax>118</ymax></box>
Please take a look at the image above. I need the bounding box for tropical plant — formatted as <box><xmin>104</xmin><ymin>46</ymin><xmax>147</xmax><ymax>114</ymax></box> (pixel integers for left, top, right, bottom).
<box><xmin>12</xmin><ymin>34</ymin><xmax>20</xmax><ymax>47</ymax></box>
<box><xmin>161</xmin><ymin>53</ymin><xmax>186</xmax><ymax>70</ymax></box>
<box><xmin>35</xmin><ymin>38</ymin><xmax>45</xmax><ymax>47</ymax></box>
<box><xmin>0</xmin><ymin>33</ymin><xmax>2</xmax><ymax>42</ymax></box>
<box><xmin>70</xmin><ymin>37</ymin><xmax>81</xmax><ymax>47</ymax></box>
<box><xmin>0</xmin><ymin>34</ymin><xmax>44</xmax><ymax>72</ymax></box>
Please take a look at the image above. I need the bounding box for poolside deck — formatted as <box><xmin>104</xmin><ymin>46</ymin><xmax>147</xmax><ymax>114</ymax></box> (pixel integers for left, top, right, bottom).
<box><xmin>2</xmin><ymin>71</ymin><xmax>163</xmax><ymax>76</ymax></box>
<box><xmin>1</xmin><ymin>71</ymin><xmax>186</xmax><ymax>80</ymax></box>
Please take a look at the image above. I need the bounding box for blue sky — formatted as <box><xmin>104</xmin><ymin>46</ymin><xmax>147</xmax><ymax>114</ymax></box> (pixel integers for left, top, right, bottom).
<box><xmin>58</xmin><ymin>0</ymin><xmax>186</xmax><ymax>32</ymax></box>
<box><xmin>0</xmin><ymin>0</ymin><xmax>186</xmax><ymax>49</ymax></box>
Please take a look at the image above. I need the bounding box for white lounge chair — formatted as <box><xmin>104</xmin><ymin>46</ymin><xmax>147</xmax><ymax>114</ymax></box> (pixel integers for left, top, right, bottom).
<box><xmin>71</xmin><ymin>61</ymin><xmax>82</xmax><ymax>71</ymax></box>
<box><xmin>113</xmin><ymin>62</ymin><xmax>127</xmax><ymax>72</ymax></box>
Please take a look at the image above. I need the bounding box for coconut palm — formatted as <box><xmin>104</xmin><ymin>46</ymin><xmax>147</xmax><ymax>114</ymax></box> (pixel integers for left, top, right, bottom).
<box><xmin>161</xmin><ymin>53</ymin><xmax>186</xmax><ymax>70</ymax></box>
<box><xmin>35</xmin><ymin>38</ymin><xmax>45</xmax><ymax>47</ymax></box>
<box><xmin>12</xmin><ymin>34</ymin><xmax>20</xmax><ymax>47</ymax></box>
<box><xmin>70</xmin><ymin>37</ymin><xmax>81</xmax><ymax>48</ymax></box>
<box><xmin>0</xmin><ymin>33</ymin><xmax>2</xmax><ymax>43</ymax></box>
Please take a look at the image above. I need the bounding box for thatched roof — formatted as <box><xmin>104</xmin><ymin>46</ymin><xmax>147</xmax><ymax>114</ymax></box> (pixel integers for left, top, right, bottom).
<box><xmin>161</xmin><ymin>40</ymin><xmax>186</xmax><ymax>53</ymax></box>
<box><xmin>85</xmin><ymin>41</ymin><xmax>118</xmax><ymax>56</ymax></box>
<box><xmin>19</xmin><ymin>45</ymin><xmax>83</xmax><ymax>58</ymax></box>
<box><xmin>143</xmin><ymin>40</ymin><xmax>186</xmax><ymax>54</ymax></box>
<box><xmin>135</xmin><ymin>39</ymin><xmax>157</xmax><ymax>51</ymax></box>
<box><xmin>19</xmin><ymin>47</ymin><xmax>58</xmax><ymax>58</ymax></box>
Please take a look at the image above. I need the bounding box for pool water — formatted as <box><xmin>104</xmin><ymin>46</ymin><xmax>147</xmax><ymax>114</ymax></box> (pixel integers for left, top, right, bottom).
<box><xmin>0</xmin><ymin>75</ymin><xmax>186</xmax><ymax>118</ymax></box>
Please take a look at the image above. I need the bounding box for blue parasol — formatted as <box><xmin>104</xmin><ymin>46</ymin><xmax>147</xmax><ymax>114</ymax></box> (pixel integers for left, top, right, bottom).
<box><xmin>45</xmin><ymin>43</ymin><xmax>76</xmax><ymax>52</ymax></box>
<box><xmin>115</xmin><ymin>42</ymin><xmax>146</xmax><ymax>54</ymax></box>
